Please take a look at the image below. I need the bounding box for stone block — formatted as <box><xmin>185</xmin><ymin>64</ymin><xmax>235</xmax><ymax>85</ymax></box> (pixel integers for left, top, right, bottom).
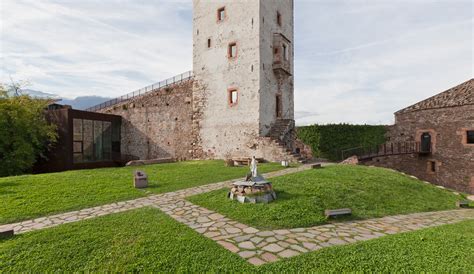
<box><xmin>456</xmin><ymin>200</ymin><xmax>470</xmax><ymax>208</ymax></box>
<box><xmin>134</xmin><ymin>171</ymin><xmax>148</xmax><ymax>188</ymax></box>
<box><xmin>0</xmin><ymin>229</ymin><xmax>14</xmax><ymax>239</ymax></box>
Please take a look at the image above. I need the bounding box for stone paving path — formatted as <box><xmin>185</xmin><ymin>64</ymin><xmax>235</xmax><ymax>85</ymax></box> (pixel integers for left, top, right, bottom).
<box><xmin>157</xmin><ymin>205</ymin><xmax>473</xmax><ymax>265</ymax></box>
<box><xmin>1</xmin><ymin>163</ymin><xmax>473</xmax><ymax>266</ymax></box>
<box><xmin>0</xmin><ymin>165</ymin><xmax>311</xmax><ymax>235</ymax></box>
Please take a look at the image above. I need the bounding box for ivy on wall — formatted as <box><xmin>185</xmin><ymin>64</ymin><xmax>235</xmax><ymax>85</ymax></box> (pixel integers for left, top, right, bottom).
<box><xmin>297</xmin><ymin>124</ymin><xmax>387</xmax><ymax>161</ymax></box>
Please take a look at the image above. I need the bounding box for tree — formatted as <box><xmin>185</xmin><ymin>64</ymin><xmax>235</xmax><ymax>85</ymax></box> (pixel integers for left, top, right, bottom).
<box><xmin>0</xmin><ymin>83</ymin><xmax>58</xmax><ymax>176</ymax></box>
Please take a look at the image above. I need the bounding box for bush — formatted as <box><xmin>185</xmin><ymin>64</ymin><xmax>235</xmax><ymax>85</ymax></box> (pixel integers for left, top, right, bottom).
<box><xmin>0</xmin><ymin>86</ymin><xmax>57</xmax><ymax>176</ymax></box>
<box><xmin>297</xmin><ymin>124</ymin><xmax>387</xmax><ymax>161</ymax></box>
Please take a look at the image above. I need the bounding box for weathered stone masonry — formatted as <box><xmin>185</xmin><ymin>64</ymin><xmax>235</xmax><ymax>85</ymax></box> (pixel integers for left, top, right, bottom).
<box><xmin>192</xmin><ymin>0</ymin><xmax>297</xmax><ymax>161</ymax></box>
<box><xmin>102</xmin><ymin>80</ymin><xmax>195</xmax><ymax>161</ymax></box>
<box><xmin>99</xmin><ymin>0</ymin><xmax>307</xmax><ymax>163</ymax></box>
<box><xmin>364</xmin><ymin>79</ymin><xmax>474</xmax><ymax>194</ymax></box>
<box><xmin>100</xmin><ymin>78</ymin><xmax>304</xmax><ymax>162</ymax></box>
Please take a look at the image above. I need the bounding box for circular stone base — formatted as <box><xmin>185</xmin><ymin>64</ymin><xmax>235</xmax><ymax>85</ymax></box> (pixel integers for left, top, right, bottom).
<box><xmin>228</xmin><ymin>191</ymin><xmax>277</xmax><ymax>204</ymax></box>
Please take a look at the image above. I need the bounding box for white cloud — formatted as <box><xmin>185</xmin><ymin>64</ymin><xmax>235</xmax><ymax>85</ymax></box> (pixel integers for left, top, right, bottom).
<box><xmin>294</xmin><ymin>0</ymin><xmax>472</xmax><ymax>125</ymax></box>
<box><xmin>1</xmin><ymin>0</ymin><xmax>192</xmax><ymax>98</ymax></box>
<box><xmin>1</xmin><ymin>0</ymin><xmax>472</xmax><ymax>124</ymax></box>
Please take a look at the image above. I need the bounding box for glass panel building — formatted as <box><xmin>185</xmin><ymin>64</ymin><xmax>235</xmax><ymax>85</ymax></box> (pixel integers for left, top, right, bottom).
<box><xmin>72</xmin><ymin>119</ymin><xmax>119</xmax><ymax>164</ymax></box>
<box><xmin>34</xmin><ymin>107</ymin><xmax>122</xmax><ymax>173</ymax></box>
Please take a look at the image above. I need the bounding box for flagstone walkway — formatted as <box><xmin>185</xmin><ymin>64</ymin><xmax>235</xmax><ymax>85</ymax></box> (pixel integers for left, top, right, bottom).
<box><xmin>0</xmin><ymin>165</ymin><xmax>312</xmax><ymax>234</ymax></box>
<box><xmin>1</xmin><ymin>163</ymin><xmax>473</xmax><ymax>265</ymax></box>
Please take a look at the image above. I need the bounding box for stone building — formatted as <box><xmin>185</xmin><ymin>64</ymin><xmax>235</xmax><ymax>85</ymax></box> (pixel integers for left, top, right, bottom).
<box><xmin>94</xmin><ymin>0</ymin><xmax>307</xmax><ymax>163</ymax></box>
<box><xmin>364</xmin><ymin>79</ymin><xmax>474</xmax><ymax>194</ymax></box>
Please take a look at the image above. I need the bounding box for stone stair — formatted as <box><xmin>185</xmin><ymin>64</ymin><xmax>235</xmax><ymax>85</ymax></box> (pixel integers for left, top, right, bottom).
<box><xmin>266</xmin><ymin>119</ymin><xmax>307</xmax><ymax>163</ymax></box>
<box><xmin>273</xmin><ymin>139</ymin><xmax>307</xmax><ymax>163</ymax></box>
<box><xmin>267</xmin><ymin>119</ymin><xmax>294</xmax><ymax>139</ymax></box>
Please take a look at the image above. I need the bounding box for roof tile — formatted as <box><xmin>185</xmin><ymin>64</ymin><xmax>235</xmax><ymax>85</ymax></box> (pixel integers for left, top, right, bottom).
<box><xmin>396</xmin><ymin>79</ymin><xmax>473</xmax><ymax>114</ymax></box>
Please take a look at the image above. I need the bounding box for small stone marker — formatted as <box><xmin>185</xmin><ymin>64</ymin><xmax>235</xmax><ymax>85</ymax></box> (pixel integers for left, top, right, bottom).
<box><xmin>134</xmin><ymin>170</ymin><xmax>148</xmax><ymax>188</ymax></box>
<box><xmin>0</xmin><ymin>229</ymin><xmax>14</xmax><ymax>239</ymax></box>
<box><xmin>325</xmin><ymin>208</ymin><xmax>352</xmax><ymax>218</ymax></box>
<box><xmin>311</xmin><ymin>164</ymin><xmax>322</xmax><ymax>169</ymax></box>
<box><xmin>456</xmin><ymin>200</ymin><xmax>470</xmax><ymax>208</ymax></box>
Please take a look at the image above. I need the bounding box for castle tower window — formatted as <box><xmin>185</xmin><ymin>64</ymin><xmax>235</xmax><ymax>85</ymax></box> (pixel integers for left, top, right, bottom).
<box><xmin>207</xmin><ymin>38</ymin><xmax>211</xmax><ymax>48</ymax></box>
<box><xmin>428</xmin><ymin>160</ymin><xmax>437</xmax><ymax>173</ymax></box>
<box><xmin>217</xmin><ymin>7</ymin><xmax>225</xmax><ymax>22</ymax></box>
<box><xmin>276</xmin><ymin>94</ymin><xmax>282</xmax><ymax>118</ymax></box>
<box><xmin>277</xmin><ymin>11</ymin><xmax>282</xmax><ymax>26</ymax></box>
<box><xmin>228</xmin><ymin>42</ymin><xmax>237</xmax><ymax>58</ymax></box>
<box><xmin>467</xmin><ymin>130</ymin><xmax>474</xmax><ymax>144</ymax></box>
<box><xmin>282</xmin><ymin>44</ymin><xmax>289</xmax><ymax>61</ymax></box>
<box><xmin>228</xmin><ymin>89</ymin><xmax>238</xmax><ymax>106</ymax></box>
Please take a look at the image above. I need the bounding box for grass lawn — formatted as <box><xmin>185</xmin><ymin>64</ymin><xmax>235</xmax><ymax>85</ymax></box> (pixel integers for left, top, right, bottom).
<box><xmin>0</xmin><ymin>160</ymin><xmax>283</xmax><ymax>225</ymax></box>
<box><xmin>188</xmin><ymin>165</ymin><xmax>461</xmax><ymax>229</ymax></box>
<box><xmin>1</xmin><ymin>207</ymin><xmax>472</xmax><ymax>272</ymax></box>
<box><xmin>262</xmin><ymin>218</ymin><xmax>474</xmax><ymax>273</ymax></box>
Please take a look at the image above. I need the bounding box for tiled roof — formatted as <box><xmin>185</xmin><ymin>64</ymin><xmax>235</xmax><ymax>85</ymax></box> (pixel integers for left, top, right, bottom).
<box><xmin>396</xmin><ymin>79</ymin><xmax>474</xmax><ymax>114</ymax></box>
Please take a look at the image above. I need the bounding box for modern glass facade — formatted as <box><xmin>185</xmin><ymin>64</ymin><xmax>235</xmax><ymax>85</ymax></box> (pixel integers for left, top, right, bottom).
<box><xmin>72</xmin><ymin>118</ymin><xmax>120</xmax><ymax>163</ymax></box>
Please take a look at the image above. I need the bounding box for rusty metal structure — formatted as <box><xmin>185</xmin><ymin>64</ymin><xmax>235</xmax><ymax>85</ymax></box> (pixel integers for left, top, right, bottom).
<box><xmin>34</xmin><ymin>106</ymin><xmax>124</xmax><ymax>173</ymax></box>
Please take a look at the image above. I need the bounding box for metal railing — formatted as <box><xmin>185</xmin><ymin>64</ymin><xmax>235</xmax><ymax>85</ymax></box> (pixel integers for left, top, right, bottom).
<box><xmin>341</xmin><ymin>141</ymin><xmax>432</xmax><ymax>161</ymax></box>
<box><xmin>86</xmin><ymin>71</ymin><xmax>193</xmax><ymax>112</ymax></box>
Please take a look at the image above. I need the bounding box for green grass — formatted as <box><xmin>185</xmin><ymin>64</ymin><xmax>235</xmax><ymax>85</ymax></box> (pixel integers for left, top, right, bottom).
<box><xmin>0</xmin><ymin>160</ymin><xmax>283</xmax><ymax>224</ymax></box>
<box><xmin>1</xmin><ymin>207</ymin><xmax>472</xmax><ymax>272</ymax></box>
<box><xmin>188</xmin><ymin>165</ymin><xmax>460</xmax><ymax>229</ymax></box>
<box><xmin>262</xmin><ymin>218</ymin><xmax>474</xmax><ymax>273</ymax></box>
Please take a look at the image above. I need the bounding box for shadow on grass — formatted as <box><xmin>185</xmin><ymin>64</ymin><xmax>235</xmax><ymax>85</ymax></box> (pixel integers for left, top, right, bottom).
<box><xmin>0</xmin><ymin>181</ymin><xmax>19</xmax><ymax>195</ymax></box>
<box><xmin>273</xmin><ymin>190</ymin><xmax>304</xmax><ymax>201</ymax></box>
<box><xmin>143</xmin><ymin>182</ymin><xmax>161</xmax><ymax>190</ymax></box>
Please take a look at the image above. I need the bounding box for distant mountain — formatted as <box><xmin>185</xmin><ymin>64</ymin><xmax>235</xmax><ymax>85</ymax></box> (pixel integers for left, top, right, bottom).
<box><xmin>59</xmin><ymin>96</ymin><xmax>112</xmax><ymax>110</ymax></box>
<box><xmin>20</xmin><ymin>89</ymin><xmax>112</xmax><ymax>110</ymax></box>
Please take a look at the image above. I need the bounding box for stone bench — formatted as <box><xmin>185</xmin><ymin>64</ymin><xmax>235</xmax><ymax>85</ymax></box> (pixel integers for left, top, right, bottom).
<box><xmin>232</xmin><ymin>157</ymin><xmax>264</xmax><ymax>166</ymax></box>
<box><xmin>325</xmin><ymin>208</ymin><xmax>352</xmax><ymax>218</ymax></box>
<box><xmin>0</xmin><ymin>228</ymin><xmax>14</xmax><ymax>239</ymax></box>
<box><xmin>456</xmin><ymin>200</ymin><xmax>470</xmax><ymax>208</ymax></box>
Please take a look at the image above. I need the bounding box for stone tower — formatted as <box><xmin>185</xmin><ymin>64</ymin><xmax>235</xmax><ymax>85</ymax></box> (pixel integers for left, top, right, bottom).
<box><xmin>192</xmin><ymin>0</ymin><xmax>295</xmax><ymax>161</ymax></box>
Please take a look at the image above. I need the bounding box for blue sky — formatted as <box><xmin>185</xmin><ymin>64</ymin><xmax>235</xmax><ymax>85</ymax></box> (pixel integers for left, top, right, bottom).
<box><xmin>1</xmin><ymin>0</ymin><xmax>472</xmax><ymax>125</ymax></box>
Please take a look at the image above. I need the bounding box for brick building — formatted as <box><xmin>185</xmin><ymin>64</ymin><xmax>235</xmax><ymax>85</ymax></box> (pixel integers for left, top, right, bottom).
<box><xmin>364</xmin><ymin>79</ymin><xmax>474</xmax><ymax>194</ymax></box>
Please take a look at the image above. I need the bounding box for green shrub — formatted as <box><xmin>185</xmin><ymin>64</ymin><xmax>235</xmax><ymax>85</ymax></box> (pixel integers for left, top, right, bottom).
<box><xmin>0</xmin><ymin>86</ymin><xmax>57</xmax><ymax>176</ymax></box>
<box><xmin>297</xmin><ymin>124</ymin><xmax>387</xmax><ymax>161</ymax></box>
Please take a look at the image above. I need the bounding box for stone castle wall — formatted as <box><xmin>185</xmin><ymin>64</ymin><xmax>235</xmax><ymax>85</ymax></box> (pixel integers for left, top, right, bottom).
<box><xmin>364</xmin><ymin>104</ymin><xmax>474</xmax><ymax>193</ymax></box>
<box><xmin>193</xmin><ymin>0</ymin><xmax>262</xmax><ymax>160</ymax></box>
<box><xmin>98</xmin><ymin>0</ymin><xmax>301</xmax><ymax>163</ymax></box>
<box><xmin>259</xmin><ymin>0</ymin><xmax>294</xmax><ymax>135</ymax></box>
<box><xmin>99</xmin><ymin>78</ymin><xmax>296</xmax><ymax>163</ymax></box>
<box><xmin>192</xmin><ymin>0</ymin><xmax>296</xmax><ymax>159</ymax></box>
<box><xmin>100</xmin><ymin>80</ymin><xmax>195</xmax><ymax>161</ymax></box>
